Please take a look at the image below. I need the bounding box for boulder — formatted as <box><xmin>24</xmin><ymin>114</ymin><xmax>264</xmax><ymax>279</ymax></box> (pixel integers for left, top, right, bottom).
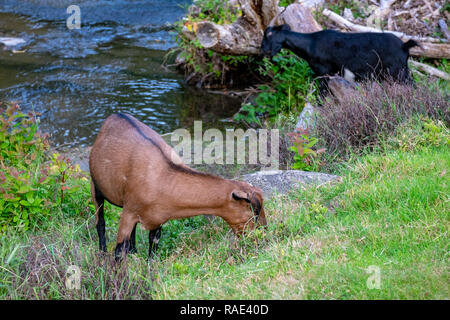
<box><xmin>241</xmin><ymin>169</ymin><xmax>341</xmax><ymax>198</ymax></box>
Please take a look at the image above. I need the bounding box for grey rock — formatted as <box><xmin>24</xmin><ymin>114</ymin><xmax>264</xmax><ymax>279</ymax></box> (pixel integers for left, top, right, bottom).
<box><xmin>327</xmin><ymin>76</ymin><xmax>358</xmax><ymax>101</ymax></box>
<box><xmin>241</xmin><ymin>170</ymin><xmax>341</xmax><ymax>198</ymax></box>
<box><xmin>56</xmin><ymin>146</ymin><xmax>90</xmax><ymax>173</ymax></box>
<box><xmin>295</xmin><ymin>102</ymin><xmax>317</xmax><ymax>130</ymax></box>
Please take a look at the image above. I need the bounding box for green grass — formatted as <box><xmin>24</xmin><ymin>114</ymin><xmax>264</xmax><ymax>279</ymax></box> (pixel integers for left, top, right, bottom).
<box><xmin>150</xmin><ymin>145</ymin><xmax>449</xmax><ymax>299</ymax></box>
<box><xmin>0</xmin><ymin>136</ymin><xmax>448</xmax><ymax>299</ymax></box>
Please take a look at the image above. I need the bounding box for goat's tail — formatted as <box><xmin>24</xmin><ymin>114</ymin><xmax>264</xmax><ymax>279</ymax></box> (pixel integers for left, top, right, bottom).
<box><xmin>402</xmin><ymin>39</ymin><xmax>419</xmax><ymax>52</ymax></box>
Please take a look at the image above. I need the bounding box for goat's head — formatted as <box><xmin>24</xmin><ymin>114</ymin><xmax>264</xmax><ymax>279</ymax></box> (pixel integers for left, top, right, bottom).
<box><xmin>261</xmin><ymin>24</ymin><xmax>291</xmax><ymax>57</ymax></box>
<box><xmin>223</xmin><ymin>181</ymin><xmax>267</xmax><ymax>234</ymax></box>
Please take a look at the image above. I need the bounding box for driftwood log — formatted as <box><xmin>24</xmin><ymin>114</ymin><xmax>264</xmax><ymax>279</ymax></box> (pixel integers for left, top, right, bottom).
<box><xmin>410</xmin><ymin>42</ymin><xmax>450</xmax><ymax>60</ymax></box>
<box><xmin>185</xmin><ymin>1</ymin><xmax>321</xmax><ymax>56</ymax></box>
<box><xmin>409</xmin><ymin>60</ymin><xmax>450</xmax><ymax>81</ymax></box>
<box><xmin>322</xmin><ymin>8</ymin><xmax>442</xmax><ymax>43</ymax></box>
<box><xmin>194</xmin><ymin>0</ymin><xmax>278</xmax><ymax>55</ymax></box>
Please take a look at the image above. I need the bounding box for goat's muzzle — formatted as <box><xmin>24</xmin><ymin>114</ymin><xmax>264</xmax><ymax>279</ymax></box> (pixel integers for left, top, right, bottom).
<box><xmin>255</xmin><ymin>208</ymin><xmax>267</xmax><ymax>227</ymax></box>
<box><xmin>260</xmin><ymin>47</ymin><xmax>272</xmax><ymax>58</ymax></box>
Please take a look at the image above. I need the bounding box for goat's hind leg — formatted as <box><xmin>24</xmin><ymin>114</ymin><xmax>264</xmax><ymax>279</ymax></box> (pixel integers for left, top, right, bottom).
<box><xmin>399</xmin><ymin>65</ymin><xmax>415</xmax><ymax>86</ymax></box>
<box><xmin>91</xmin><ymin>181</ymin><xmax>107</xmax><ymax>252</ymax></box>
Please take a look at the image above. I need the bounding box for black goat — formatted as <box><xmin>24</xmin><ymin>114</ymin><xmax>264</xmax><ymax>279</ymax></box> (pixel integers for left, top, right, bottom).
<box><xmin>261</xmin><ymin>24</ymin><xmax>419</xmax><ymax>95</ymax></box>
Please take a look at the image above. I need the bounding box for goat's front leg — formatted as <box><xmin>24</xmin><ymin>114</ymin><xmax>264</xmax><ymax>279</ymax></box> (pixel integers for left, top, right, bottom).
<box><xmin>115</xmin><ymin>211</ymin><xmax>138</xmax><ymax>261</ymax></box>
<box><xmin>129</xmin><ymin>223</ymin><xmax>138</xmax><ymax>254</ymax></box>
<box><xmin>148</xmin><ymin>227</ymin><xmax>162</xmax><ymax>259</ymax></box>
<box><xmin>317</xmin><ymin>78</ymin><xmax>330</xmax><ymax>103</ymax></box>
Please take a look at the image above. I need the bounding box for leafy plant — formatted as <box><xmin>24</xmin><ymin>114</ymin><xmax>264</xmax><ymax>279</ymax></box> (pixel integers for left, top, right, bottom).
<box><xmin>187</xmin><ymin>0</ymin><xmax>242</xmax><ymax>25</ymax></box>
<box><xmin>421</xmin><ymin>117</ymin><xmax>449</xmax><ymax>146</ymax></box>
<box><xmin>287</xmin><ymin>128</ymin><xmax>325</xmax><ymax>171</ymax></box>
<box><xmin>233</xmin><ymin>103</ymin><xmax>263</xmax><ymax>126</ymax></box>
<box><xmin>279</xmin><ymin>0</ymin><xmax>296</xmax><ymax>7</ymax></box>
<box><xmin>234</xmin><ymin>49</ymin><xmax>316</xmax><ymax>125</ymax></box>
<box><xmin>0</xmin><ymin>103</ymin><xmax>84</xmax><ymax>232</ymax></box>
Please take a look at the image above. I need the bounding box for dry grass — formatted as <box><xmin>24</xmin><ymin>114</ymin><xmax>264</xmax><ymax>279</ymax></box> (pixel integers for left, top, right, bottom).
<box><xmin>315</xmin><ymin>81</ymin><xmax>449</xmax><ymax>157</ymax></box>
<box><xmin>7</xmin><ymin>232</ymin><xmax>154</xmax><ymax>300</ymax></box>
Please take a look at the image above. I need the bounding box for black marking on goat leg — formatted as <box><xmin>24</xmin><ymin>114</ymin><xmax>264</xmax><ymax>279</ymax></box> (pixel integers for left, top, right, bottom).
<box><xmin>94</xmin><ymin>185</ymin><xmax>107</xmax><ymax>252</ymax></box>
<box><xmin>129</xmin><ymin>223</ymin><xmax>138</xmax><ymax>254</ymax></box>
<box><xmin>148</xmin><ymin>227</ymin><xmax>162</xmax><ymax>259</ymax></box>
<box><xmin>114</xmin><ymin>238</ymin><xmax>131</xmax><ymax>261</ymax></box>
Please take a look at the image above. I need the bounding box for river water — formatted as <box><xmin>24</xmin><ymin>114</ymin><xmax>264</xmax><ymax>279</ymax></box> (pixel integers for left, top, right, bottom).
<box><xmin>0</xmin><ymin>0</ymin><xmax>241</xmax><ymax>147</ymax></box>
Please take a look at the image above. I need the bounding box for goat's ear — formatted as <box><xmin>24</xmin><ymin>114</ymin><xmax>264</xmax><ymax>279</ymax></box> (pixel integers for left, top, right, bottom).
<box><xmin>281</xmin><ymin>24</ymin><xmax>291</xmax><ymax>31</ymax></box>
<box><xmin>232</xmin><ymin>190</ymin><xmax>250</xmax><ymax>203</ymax></box>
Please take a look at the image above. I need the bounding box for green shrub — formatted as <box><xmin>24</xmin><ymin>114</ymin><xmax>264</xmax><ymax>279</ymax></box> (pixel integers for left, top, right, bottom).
<box><xmin>287</xmin><ymin>128</ymin><xmax>325</xmax><ymax>171</ymax></box>
<box><xmin>0</xmin><ymin>103</ymin><xmax>84</xmax><ymax>232</ymax></box>
<box><xmin>187</xmin><ymin>0</ymin><xmax>241</xmax><ymax>25</ymax></box>
<box><xmin>279</xmin><ymin>0</ymin><xmax>296</xmax><ymax>7</ymax></box>
<box><xmin>234</xmin><ymin>49</ymin><xmax>316</xmax><ymax>125</ymax></box>
<box><xmin>391</xmin><ymin>116</ymin><xmax>450</xmax><ymax>152</ymax></box>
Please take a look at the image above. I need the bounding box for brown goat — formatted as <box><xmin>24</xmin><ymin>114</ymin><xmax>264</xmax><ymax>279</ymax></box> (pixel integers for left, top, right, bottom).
<box><xmin>89</xmin><ymin>113</ymin><xmax>267</xmax><ymax>260</ymax></box>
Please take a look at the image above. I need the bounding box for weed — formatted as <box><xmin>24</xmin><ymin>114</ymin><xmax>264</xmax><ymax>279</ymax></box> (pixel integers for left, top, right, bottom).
<box><xmin>287</xmin><ymin>128</ymin><xmax>325</xmax><ymax>171</ymax></box>
<box><xmin>0</xmin><ymin>103</ymin><xmax>85</xmax><ymax>232</ymax></box>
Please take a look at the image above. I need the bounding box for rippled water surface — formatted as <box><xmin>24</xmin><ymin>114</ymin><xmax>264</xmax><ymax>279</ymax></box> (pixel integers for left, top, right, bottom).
<box><xmin>0</xmin><ymin>0</ymin><xmax>241</xmax><ymax>146</ymax></box>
